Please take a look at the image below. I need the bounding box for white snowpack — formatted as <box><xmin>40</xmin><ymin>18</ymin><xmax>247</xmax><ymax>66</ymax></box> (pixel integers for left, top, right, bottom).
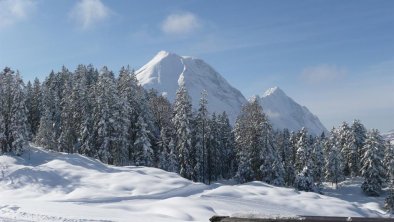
<box><xmin>0</xmin><ymin>145</ymin><xmax>390</xmax><ymax>222</ymax></box>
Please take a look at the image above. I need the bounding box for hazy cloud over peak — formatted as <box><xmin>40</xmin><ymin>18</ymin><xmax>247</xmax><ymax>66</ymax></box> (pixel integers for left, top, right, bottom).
<box><xmin>69</xmin><ymin>0</ymin><xmax>111</xmax><ymax>29</ymax></box>
<box><xmin>301</xmin><ymin>64</ymin><xmax>347</xmax><ymax>84</ymax></box>
<box><xmin>161</xmin><ymin>12</ymin><xmax>201</xmax><ymax>35</ymax></box>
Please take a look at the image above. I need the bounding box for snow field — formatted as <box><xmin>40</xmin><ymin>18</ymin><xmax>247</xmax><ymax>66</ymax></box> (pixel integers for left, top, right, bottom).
<box><xmin>0</xmin><ymin>146</ymin><xmax>391</xmax><ymax>222</ymax></box>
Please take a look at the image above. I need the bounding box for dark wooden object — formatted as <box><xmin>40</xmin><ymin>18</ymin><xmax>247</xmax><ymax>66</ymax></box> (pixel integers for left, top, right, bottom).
<box><xmin>210</xmin><ymin>215</ymin><xmax>394</xmax><ymax>222</ymax></box>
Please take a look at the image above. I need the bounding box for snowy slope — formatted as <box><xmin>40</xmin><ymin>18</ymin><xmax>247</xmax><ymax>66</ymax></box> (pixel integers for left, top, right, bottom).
<box><xmin>0</xmin><ymin>145</ymin><xmax>390</xmax><ymax>222</ymax></box>
<box><xmin>259</xmin><ymin>87</ymin><xmax>327</xmax><ymax>135</ymax></box>
<box><xmin>136</xmin><ymin>51</ymin><xmax>247</xmax><ymax>123</ymax></box>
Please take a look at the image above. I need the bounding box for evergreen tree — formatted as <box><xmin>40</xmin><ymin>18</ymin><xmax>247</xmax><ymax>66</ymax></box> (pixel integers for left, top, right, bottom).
<box><xmin>350</xmin><ymin>119</ymin><xmax>367</xmax><ymax>176</ymax></box>
<box><xmin>172</xmin><ymin>85</ymin><xmax>194</xmax><ymax>180</ymax></box>
<box><xmin>294</xmin><ymin>166</ymin><xmax>314</xmax><ymax>192</ymax></box>
<box><xmin>361</xmin><ymin>129</ymin><xmax>385</xmax><ymax>196</ymax></box>
<box><xmin>134</xmin><ymin>115</ymin><xmax>154</xmax><ymax>166</ymax></box>
<box><xmin>79</xmin><ymin>65</ymin><xmax>99</xmax><ymax>157</ymax></box>
<box><xmin>30</xmin><ymin>78</ymin><xmax>42</xmax><ymax>136</ymax></box>
<box><xmin>0</xmin><ymin>68</ymin><xmax>29</xmax><ymax>155</ymax></box>
<box><xmin>234</xmin><ymin>98</ymin><xmax>283</xmax><ymax>184</ymax></box>
<box><xmin>217</xmin><ymin>112</ymin><xmax>236</xmax><ymax>179</ymax></box>
<box><xmin>384</xmin><ymin>141</ymin><xmax>394</xmax><ymax>182</ymax></box>
<box><xmin>338</xmin><ymin>122</ymin><xmax>354</xmax><ymax>176</ymax></box>
<box><xmin>312</xmin><ymin>135</ymin><xmax>325</xmax><ymax>188</ymax></box>
<box><xmin>194</xmin><ymin>90</ymin><xmax>209</xmax><ymax>183</ymax></box>
<box><xmin>93</xmin><ymin>67</ymin><xmax>122</xmax><ymax>164</ymax></box>
<box><xmin>325</xmin><ymin>128</ymin><xmax>344</xmax><ymax>188</ymax></box>
<box><xmin>295</xmin><ymin>128</ymin><xmax>313</xmax><ymax>174</ymax></box>
<box><xmin>277</xmin><ymin>129</ymin><xmax>296</xmax><ymax>186</ymax></box>
<box><xmin>385</xmin><ymin>180</ymin><xmax>394</xmax><ymax>213</ymax></box>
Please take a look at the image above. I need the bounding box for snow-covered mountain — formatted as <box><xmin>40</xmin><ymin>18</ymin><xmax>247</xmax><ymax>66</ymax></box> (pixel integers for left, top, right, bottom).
<box><xmin>258</xmin><ymin>87</ymin><xmax>327</xmax><ymax>135</ymax></box>
<box><xmin>136</xmin><ymin>51</ymin><xmax>247</xmax><ymax>123</ymax></box>
<box><xmin>136</xmin><ymin>51</ymin><xmax>327</xmax><ymax>134</ymax></box>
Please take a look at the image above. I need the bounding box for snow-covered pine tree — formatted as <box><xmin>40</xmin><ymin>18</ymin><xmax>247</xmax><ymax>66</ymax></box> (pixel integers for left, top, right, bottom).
<box><xmin>350</xmin><ymin>119</ymin><xmax>367</xmax><ymax>176</ymax></box>
<box><xmin>30</xmin><ymin>78</ymin><xmax>42</xmax><ymax>137</ymax></box>
<box><xmin>207</xmin><ymin>112</ymin><xmax>222</xmax><ymax>183</ymax></box>
<box><xmin>172</xmin><ymin>85</ymin><xmax>194</xmax><ymax>180</ymax></box>
<box><xmin>57</xmin><ymin>77</ymin><xmax>78</xmax><ymax>153</ymax></box>
<box><xmin>35</xmin><ymin>68</ymin><xmax>70</xmax><ymax>151</ymax></box>
<box><xmin>277</xmin><ymin>129</ymin><xmax>296</xmax><ymax>186</ymax></box>
<box><xmin>193</xmin><ymin>90</ymin><xmax>209</xmax><ymax>183</ymax></box>
<box><xmin>158</xmin><ymin>127</ymin><xmax>170</xmax><ymax>170</ymax></box>
<box><xmin>361</xmin><ymin>129</ymin><xmax>386</xmax><ymax>196</ymax></box>
<box><xmin>217</xmin><ymin>111</ymin><xmax>236</xmax><ymax>179</ymax></box>
<box><xmin>0</xmin><ymin>68</ymin><xmax>29</xmax><ymax>155</ymax></box>
<box><xmin>325</xmin><ymin>128</ymin><xmax>344</xmax><ymax>188</ymax></box>
<box><xmin>93</xmin><ymin>67</ymin><xmax>122</xmax><ymax>164</ymax></box>
<box><xmin>79</xmin><ymin>65</ymin><xmax>99</xmax><ymax>157</ymax></box>
<box><xmin>294</xmin><ymin>166</ymin><xmax>314</xmax><ymax>192</ymax></box>
<box><xmin>294</xmin><ymin>128</ymin><xmax>316</xmax><ymax>191</ymax></box>
<box><xmin>385</xmin><ymin>179</ymin><xmax>394</xmax><ymax>213</ymax></box>
<box><xmin>134</xmin><ymin>115</ymin><xmax>154</xmax><ymax>166</ymax></box>
<box><xmin>25</xmin><ymin>81</ymin><xmax>33</xmax><ymax>139</ymax></box>
<box><xmin>337</xmin><ymin>122</ymin><xmax>354</xmax><ymax>176</ymax></box>
<box><xmin>384</xmin><ymin>141</ymin><xmax>394</xmax><ymax>183</ymax></box>
<box><xmin>35</xmin><ymin>72</ymin><xmax>56</xmax><ymax>149</ymax></box>
<box><xmin>312</xmin><ymin>135</ymin><xmax>325</xmax><ymax>188</ymax></box>
<box><xmin>234</xmin><ymin>97</ymin><xmax>283</xmax><ymax>184</ymax></box>
<box><xmin>295</xmin><ymin>128</ymin><xmax>313</xmax><ymax>173</ymax></box>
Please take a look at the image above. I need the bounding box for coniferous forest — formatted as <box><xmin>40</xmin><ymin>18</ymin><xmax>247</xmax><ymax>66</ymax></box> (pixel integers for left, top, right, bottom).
<box><xmin>0</xmin><ymin>66</ymin><xmax>393</xmax><ymax>211</ymax></box>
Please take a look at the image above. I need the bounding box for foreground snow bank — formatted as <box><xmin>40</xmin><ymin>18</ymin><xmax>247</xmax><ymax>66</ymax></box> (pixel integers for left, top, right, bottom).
<box><xmin>0</xmin><ymin>146</ymin><xmax>390</xmax><ymax>221</ymax></box>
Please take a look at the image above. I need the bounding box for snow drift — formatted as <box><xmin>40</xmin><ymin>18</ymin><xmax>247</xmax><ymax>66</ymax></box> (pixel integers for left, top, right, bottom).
<box><xmin>0</xmin><ymin>145</ymin><xmax>389</xmax><ymax>222</ymax></box>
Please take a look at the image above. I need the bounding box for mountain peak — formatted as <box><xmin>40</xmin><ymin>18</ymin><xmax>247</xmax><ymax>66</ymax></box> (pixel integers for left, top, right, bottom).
<box><xmin>136</xmin><ymin>51</ymin><xmax>248</xmax><ymax>124</ymax></box>
<box><xmin>152</xmin><ymin>50</ymin><xmax>180</xmax><ymax>60</ymax></box>
<box><xmin>259</xmin><ymin>87</ymin><xmax>327</xmax><ymax>135</ymax></box>
<box><xmin>263</xmin><ymin>86</ymin><xmax>286</xmax><ymax>97</ymax></box>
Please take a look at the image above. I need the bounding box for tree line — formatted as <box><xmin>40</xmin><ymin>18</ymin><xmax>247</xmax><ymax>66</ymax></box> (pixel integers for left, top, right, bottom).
<box><xmin>0</xmin><ymin>66</ymin><xmax>393</xmax><ymax>212</ymax></box>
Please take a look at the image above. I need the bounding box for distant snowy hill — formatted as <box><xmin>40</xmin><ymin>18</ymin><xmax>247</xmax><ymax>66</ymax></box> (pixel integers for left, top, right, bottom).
<box><xmin>383</xmin><ymin>130</ymin><xmax>394</xmax><ymax>144</ymax></box>
<box><xmin>0</xmin><ymin>146</ymin><xmax>388</xmax><ymax>221</ymax></box>
<box><xmin>258</xmin><ymin>87</ymin><xmax>327</xmax><ymax>135</ymax></box>
<box><xmin>136</xmin><ymin>51</ymin><xmax>247</xmax><ymax>123</ymax></box>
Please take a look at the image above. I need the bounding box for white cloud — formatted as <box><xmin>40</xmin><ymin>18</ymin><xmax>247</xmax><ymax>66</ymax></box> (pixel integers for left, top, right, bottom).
<box><xmin>301</xmin><ymin>64</ymin><xmax>346</xmax><ymax>84</ymax></box>
<box><xmin>161</xmin><ymin>12</ymin><xmax>201</xmax><ymax>35</ymax></box>
<box><xmin>0</xmin><ymin>0</ymin><xmax>36</xmax><ymax>28</ymax></box>
<box><xmin>69</xmin><ymin>0</ymin><xmax>111</xmax><ymax>29</ymax></box>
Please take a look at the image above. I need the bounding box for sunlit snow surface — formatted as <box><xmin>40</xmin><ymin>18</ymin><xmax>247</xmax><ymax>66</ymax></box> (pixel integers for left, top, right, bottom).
<box><xmin>0</xmin><ymin>145</ymin><xmax>390</xmax><ymax>222</ymax></box>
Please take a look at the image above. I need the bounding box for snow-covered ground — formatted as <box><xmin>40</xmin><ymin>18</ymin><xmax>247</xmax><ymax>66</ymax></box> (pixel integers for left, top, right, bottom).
<box><xmin>0</xmin><ymin>145</ymin><xmax>391</xmax><ymax>222</ymax></box>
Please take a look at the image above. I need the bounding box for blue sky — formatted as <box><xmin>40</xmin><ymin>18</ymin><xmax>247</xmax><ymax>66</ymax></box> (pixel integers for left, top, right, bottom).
<box><xmin>0</xmin><ymin>0</ymin><xmax>393</xmax><ymax>132</ymax></box>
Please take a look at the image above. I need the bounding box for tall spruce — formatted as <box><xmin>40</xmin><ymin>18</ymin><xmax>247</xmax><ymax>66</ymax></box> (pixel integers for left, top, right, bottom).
<box><xmin>0</xmin><ymin>68</ymin><xmax>29</xmax><ymax>155</ymax></box>
<box><xmin>361</xmin><ymin>129</ymin><xmax>385</xmax><ymax>196</ymax></box>
<box><xmin>172</xmin><ymin>85</ymin><xmax>194</xmax><ymax>180</ymax></box>
<box><xmin>325</xmin><ymin>128</ymin><xmax>344</xmax><ymax>188</ymax></box>
<box><xmin>194</xmin><ymin>90</ymin><xmax>209</xmax><ymax>183</ymax></box>
<box><xmin>234</xmin><ymin>98</ymin><xmax>283</xmax><ymax>184</ymax></box>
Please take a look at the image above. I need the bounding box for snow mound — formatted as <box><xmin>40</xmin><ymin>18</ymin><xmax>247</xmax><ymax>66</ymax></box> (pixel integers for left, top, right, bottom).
<box><xmin>136</xmin><ymin>51</ymin><xmax>247</xmax><ymax>123</ymax></box>
<box><xmin>0</xmin><ymin>146</ymin><xmax>389</xmax><ymax>221</ymax></box>
<box><xmin>259</xmin><ymin>87</ymin><xmax>328</xmax><ymax>135</ymax></box>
